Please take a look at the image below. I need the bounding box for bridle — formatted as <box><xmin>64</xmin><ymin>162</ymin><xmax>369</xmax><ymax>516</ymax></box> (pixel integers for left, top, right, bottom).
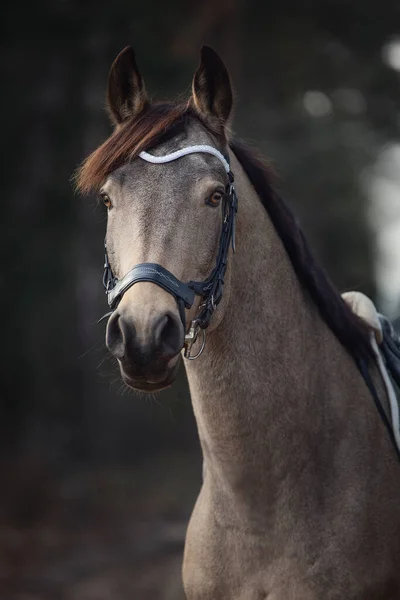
<box><xmin>102</xmin><ymin>144</ymin><xmax>238</xmax><ymax>360</ymax></box>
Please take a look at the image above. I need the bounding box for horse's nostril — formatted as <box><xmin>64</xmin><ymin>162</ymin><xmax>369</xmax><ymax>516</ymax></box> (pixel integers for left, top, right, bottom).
<box><xmin>106</xmin><ymin>311</ymin><xmax>125</xmax><ymax>359</ymax></box>
<box><xmin>155</xmin><ymin>312</ymin><xmax>183</xmax><ymax>357</ymax></box>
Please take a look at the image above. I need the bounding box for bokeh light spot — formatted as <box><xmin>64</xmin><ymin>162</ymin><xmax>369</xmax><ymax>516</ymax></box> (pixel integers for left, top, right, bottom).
<box><xmin>303</xmin><ymin>91</ymin><xmax>332</xmax><ymax>117</ymax></box>
<box><xmin>382</xmin><ymin>38</ymin><xmax>400</xmax><ymax>71</ymax></box>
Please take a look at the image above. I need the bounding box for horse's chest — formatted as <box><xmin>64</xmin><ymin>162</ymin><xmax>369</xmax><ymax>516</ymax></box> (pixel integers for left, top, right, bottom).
<box><xmin>182</xmin><ymin>491</ymin><xmax>313</xmax><ymax>600</ymax></box>
<box><xmin>182</xmin><ymin>488</ymin><xmax>400</xmax><ymax>600</ymax></box>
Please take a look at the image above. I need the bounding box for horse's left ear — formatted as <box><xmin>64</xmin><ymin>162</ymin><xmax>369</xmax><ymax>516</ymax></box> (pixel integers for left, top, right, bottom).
<box><xmin>190</xmin><ymin>46</ymin><xmax>233</xmax><ymax>130</ymax></box>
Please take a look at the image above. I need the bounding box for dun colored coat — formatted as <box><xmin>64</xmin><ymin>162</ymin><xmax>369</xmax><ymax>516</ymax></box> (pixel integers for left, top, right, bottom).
<box><xmin>77</xmin><ymin>46</ymin><xmax>400</xmax><ymax>599</ymax></box>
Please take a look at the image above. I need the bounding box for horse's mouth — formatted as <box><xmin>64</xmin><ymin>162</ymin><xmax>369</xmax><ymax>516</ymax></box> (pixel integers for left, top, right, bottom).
<box><xmin>119</xmin><ymin>354</ymin><xmax>181</xmax><ymax>392</ymax></box>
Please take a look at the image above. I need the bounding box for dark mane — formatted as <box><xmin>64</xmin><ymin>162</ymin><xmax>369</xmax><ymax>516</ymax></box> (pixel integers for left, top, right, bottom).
<box><xmin>76</xmin><ymin>103</ymin><xmax>371</xmax><ymax>361</ymax></box>
<box><xmin>230</xmin><ymin>140</ymin><xmax>372</xmax><ymax>361</ymax></box>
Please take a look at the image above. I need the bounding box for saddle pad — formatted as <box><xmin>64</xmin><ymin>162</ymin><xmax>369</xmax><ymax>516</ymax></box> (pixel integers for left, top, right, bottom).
<box><xmin>342</xmin><ymin>291</ymin><xmax>383</xmax><ymax>343</ymax></box>
<box><xmin>342</xmin><ymin>292</ymin><xmax>400</xmax><ymax>452</ymax></box>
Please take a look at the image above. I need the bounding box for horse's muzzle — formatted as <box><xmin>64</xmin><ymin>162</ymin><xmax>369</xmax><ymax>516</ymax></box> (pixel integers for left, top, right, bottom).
<box><xmin>106</xmin><ymin>308</ymin><xmax>183</xmax><ymax>391</ymax></box>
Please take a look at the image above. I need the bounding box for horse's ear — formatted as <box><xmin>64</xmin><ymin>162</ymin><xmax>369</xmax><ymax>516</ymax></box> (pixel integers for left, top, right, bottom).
<box><xmin>190</xmin><ymin>46</ymin><xmax>233</xmax><ymax>130</ymax></box>
<box><xmin>107</xmin><ymin>46</ymin><xmax>148</xmax><ymax>126</ymax></box>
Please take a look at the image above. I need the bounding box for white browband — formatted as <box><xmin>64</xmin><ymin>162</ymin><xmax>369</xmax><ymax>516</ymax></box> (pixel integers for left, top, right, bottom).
<box><xmin>139</xmin><ymin>145</ymin><xmax>230</xmax><ymax>173</ymax></box>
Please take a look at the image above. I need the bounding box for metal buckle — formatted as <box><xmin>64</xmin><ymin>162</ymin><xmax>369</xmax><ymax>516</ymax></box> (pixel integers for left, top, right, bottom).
<box><xmin>184</xmin><ymin>320</ymin><xmax>206</xmax><ymax>360</ymax></box>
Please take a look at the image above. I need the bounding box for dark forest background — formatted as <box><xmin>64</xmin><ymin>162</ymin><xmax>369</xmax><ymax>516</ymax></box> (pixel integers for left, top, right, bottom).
<box><xmin>1</xmin><ymin>1</ymin><xmax>400</xmax><ymax>598</ymax></box>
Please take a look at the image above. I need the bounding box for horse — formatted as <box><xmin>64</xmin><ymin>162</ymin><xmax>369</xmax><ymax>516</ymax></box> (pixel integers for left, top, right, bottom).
<box><xmin>76</xmin><ymin>46</ymin><xmax>400</xmax><ymax>599</ymax></box>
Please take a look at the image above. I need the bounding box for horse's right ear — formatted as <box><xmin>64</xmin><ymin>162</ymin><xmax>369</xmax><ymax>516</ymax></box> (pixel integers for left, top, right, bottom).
<box><xmin>190</xmin><ymin>46</ymin><xmax>233</xmax><ymax>131</ymax></box>
<box><xmin>107</xmin><ymin>47</ymin><xmax>148</xmax><ymax>126</ymax></box>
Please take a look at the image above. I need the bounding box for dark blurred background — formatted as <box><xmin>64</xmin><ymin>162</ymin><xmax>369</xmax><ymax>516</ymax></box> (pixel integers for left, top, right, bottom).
<box><xmin>2</xmin><ymin>1</ymin><xmax>400</xmax><ymax>598</ymax></box>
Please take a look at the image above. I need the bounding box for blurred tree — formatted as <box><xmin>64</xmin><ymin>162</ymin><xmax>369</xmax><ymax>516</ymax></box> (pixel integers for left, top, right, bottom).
<box><xmin>1</xmin><ymin>0</ymin><xmax>399</xmax><ymax>465</ymax></box>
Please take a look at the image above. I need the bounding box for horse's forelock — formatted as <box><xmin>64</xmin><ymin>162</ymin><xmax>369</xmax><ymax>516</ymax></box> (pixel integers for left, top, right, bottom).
<box><xmin>75</xmin><ymin>103</ymin><xmax>193</xmax><ymax>195</ymax></box>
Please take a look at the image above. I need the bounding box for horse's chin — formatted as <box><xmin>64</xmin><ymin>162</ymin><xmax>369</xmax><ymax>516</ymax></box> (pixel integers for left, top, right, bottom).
<box><xmin>119</xmin><ymin>355</ymin><xmax>181</xmax><ymax>393</ymax></box>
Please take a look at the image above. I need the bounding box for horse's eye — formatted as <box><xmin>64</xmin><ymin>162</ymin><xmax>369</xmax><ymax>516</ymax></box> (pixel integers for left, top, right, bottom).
<box><xmin>207</xmin><ymin>190</ymin><xmax>224</xmax><ymax>207</ymax></box>
<box><xmin>101</xmin><ymin>193</ymin><xmax>112</xmax><ymax>209</ymax></box>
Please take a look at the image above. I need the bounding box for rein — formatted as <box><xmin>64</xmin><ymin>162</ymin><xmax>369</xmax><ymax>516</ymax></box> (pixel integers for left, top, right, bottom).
<box><xmin>102</xmin><ymin>144</ymin><xmax>238</xmax><ymax>359</ymax></box>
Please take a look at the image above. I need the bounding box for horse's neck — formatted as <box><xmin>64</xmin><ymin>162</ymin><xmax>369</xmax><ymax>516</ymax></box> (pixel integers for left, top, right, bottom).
<box><xmin>184</xmin><ymin>152</ymin><xmax>364</xmax><ymax>524</ymax></box>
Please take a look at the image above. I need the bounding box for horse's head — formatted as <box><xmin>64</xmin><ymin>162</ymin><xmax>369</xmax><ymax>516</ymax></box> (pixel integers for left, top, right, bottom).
<box><xmin>77</xmin><ymin>47</ymin><xmax>235</xmax><ymax>391</ymax></box>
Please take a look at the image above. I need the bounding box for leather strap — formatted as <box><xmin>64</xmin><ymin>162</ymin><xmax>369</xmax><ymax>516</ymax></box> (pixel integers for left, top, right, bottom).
<box><xmin>107</xmin><ymin>263</ymin><xmax>195</xmax><ymax>310</ymax></box>
<box><xmin>357</xmin><ymin>357</ymin><xmax>400</xmax><ymax>462</ymax></box>
<box><xmin>188</xmin><ymin>180</ymin><xmax>238</xmax><ymax>328</ymax></box>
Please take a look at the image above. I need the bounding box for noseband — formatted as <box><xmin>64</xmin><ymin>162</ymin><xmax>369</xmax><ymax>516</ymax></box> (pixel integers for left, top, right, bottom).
<box><xmin>102</xmin><ymin>144</ymin><xmax>238</xmax><ymax>359</ymax></box>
